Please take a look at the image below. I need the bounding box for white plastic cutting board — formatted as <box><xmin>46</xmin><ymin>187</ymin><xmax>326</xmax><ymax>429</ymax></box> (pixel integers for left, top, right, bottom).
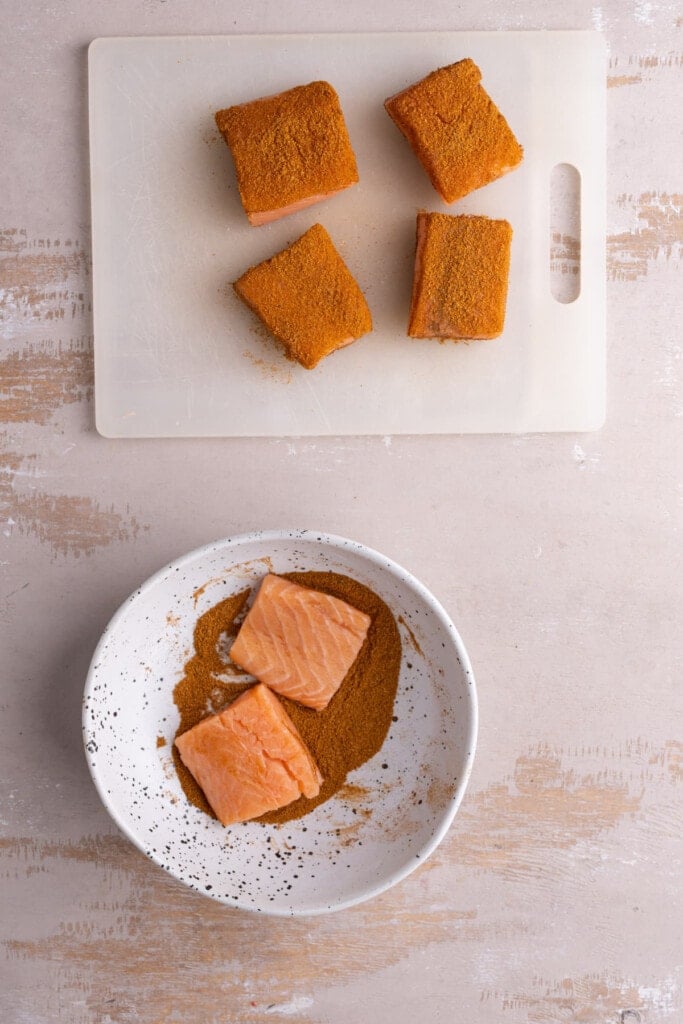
<box><xmin>89</xmin><ymin>32</ymin><xmax>606</xmax><ymax>437</ymax></box>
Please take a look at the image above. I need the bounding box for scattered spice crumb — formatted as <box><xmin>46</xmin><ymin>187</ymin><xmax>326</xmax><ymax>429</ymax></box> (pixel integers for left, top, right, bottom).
<box><xmin>427</xmin><ymin>778</ymin><xmax>456</xmax><ymax>810</ymax></box>
<box><xmin>201</xmin><ymin>124</ymin><xmax>220</xmax><ymax>146</ymax></box>
<box><xmin>338</xmin><ymin>783</ymin><xmax>370</xmax><ymax>803</ymax></box>
<box><xmin>398</xmin><ymin>614</ymin><xmax>424</xmax><ymax>657</ymax></box>
<box><xmin>242</xmin><ymin>346</ymin><xmax>293</xmax><ymax>384</ymax></box>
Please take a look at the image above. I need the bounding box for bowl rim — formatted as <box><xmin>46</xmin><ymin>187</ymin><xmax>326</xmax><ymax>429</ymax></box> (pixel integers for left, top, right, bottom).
<box><xmin>82</xmin><ymin>528</ymin><xmax>478</xmax><ymax>915</ymax></box>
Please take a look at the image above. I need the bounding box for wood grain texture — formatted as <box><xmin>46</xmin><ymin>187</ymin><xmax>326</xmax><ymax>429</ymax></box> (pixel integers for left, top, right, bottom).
<box><xmin>1</xmin><ymin>2</ymin><xmax>682</xmax><ymax>1022</ymax></box>
<box><xmin>1</xmin><ymin>736</ymin><xmax>680</xmax><ymax>1022</ymax></box>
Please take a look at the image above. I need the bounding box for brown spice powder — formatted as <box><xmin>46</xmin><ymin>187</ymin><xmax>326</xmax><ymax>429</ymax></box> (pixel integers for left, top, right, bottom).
<box><xmin>172</xmin><ymin>590</ymin><xmax>252</xmax><ymax>817</ymax></box>
<box><xmin>172</xmin><ymin>572</ymin><xmax>401</xmax><ymax>825</ymax></box>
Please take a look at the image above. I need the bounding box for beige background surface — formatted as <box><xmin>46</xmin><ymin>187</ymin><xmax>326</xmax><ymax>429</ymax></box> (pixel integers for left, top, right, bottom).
<box><xmin>1</xmin><ymin>1</ymin><xmax>681</xmax><ymax>1022</ymax></box>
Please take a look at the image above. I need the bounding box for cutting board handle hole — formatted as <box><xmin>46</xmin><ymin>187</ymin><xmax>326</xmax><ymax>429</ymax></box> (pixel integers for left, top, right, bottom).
<box><xmin>549</xmin><ymin>163</ymin><xmax>581</xmax><ymax>304</ymax></box>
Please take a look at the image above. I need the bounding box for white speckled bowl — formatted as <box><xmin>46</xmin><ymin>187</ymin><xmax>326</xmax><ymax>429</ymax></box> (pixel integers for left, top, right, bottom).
<box><xmin>82</xmin><ymin>530</ymin><xmax>477</xmax><ymax>915</ymax></box>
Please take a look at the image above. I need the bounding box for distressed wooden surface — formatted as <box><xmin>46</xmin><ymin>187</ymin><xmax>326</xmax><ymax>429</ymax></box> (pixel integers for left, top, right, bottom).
<box><xmin>1</xmin><ymin>2</ymin><xmax>681</xmax><ymax>1022</ymax></box>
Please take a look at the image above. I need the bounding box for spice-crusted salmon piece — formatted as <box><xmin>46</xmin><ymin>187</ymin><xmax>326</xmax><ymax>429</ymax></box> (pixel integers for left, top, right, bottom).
<box><xmin>174</xmin><ymin>683</ymin><xmax>322</xmax><ymax>826</ymax></box>
<box><xmin>409</xmin><ymin>211</ymin><xmax>513</xmax><ymax>340</ymax></box>
<box><xmin>215</xmin><ymin>81</ymin><xmax>359</xmax><ymax>225</ymax></box>
<box><xmin>229</xmin><ymin>574</ymin><xmax>372</xmax><ymax>711</ymax></box>
<box><xmin>233</xmin><ymin>223</ymin><xmax>372</xmax><ymax>370</ymax></box>
<box><xmin>385</xmin><ymin>58</ymin><xmax>523</xmax><ymax>203</ymax></box>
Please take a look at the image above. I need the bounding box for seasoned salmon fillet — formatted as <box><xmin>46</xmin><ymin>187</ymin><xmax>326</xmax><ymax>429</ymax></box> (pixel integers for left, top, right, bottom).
<box><xmin>233</xmin><ymin>223</ymin><xmax>373</xmax><ymax>370</ymax></box>
<box><xmin>174</xmin><ymin>683</ymin><xmax>322</xmax><ymax>826</ymax></box>
<box><xmin>385</xmin><ymin>58</ymin><xmax>523</xmax><ymax>203</ymax></box>
<box><xmin>408</xmin><ymin>211</ymin><xmax>513</xmax><ymax>340</ymax></box>
<box><xmin>229</xmin><ymin>574</ymin><xmax>372</xmax><ymax>711</ymax></box>
<box><xmin>215</xmin><ymin>81</ymin><xmax>359</xmax><ymax>225</ymax></box>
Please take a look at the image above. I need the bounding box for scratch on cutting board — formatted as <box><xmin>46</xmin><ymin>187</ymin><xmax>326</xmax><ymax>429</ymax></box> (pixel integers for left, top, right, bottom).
<box><xmin>303</xmin><ymin>376</ymin><xmax>332</xmax><ymax>433</ymax></box>
<box><xmin>608</xmin><ymin>192</ymin><xmax>682</xmax><ymax>280</ymax></box>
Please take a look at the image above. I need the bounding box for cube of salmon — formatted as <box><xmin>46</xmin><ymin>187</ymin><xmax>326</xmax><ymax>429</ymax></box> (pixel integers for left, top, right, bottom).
<box><xmin>385</xmin><ymin>59</ymin><xmax>523</xmax><ymax>204</ymax></box>
<box><xmin>174</xmin><ymin>683</ymin><xmax>322</xmax><ymax>826</ymax></box>
<box><xmin>215</xmin><ymin>81</ymin><xmax>359</xmax><ymax>225</ymax></box>
<box><xmin>233</xmin><ymin>223</ymin><xmax>373</xmax><ymax>369</ymax></box>
<box><xmin>229</xmin><ymin>574</ymin><xmax>371</xmax><ymax>711</ymax></box>
<box><xmin>408</xmin><ymin>211</ymin><xmax>513</xmax><ymax>340</ymax></box>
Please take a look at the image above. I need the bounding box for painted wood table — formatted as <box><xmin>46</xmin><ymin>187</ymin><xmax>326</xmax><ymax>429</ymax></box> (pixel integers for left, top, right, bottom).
<box><xmin>1</xmin><ymin>2</ymin><xmax>681</xmax><ymax>1022</ymax></box>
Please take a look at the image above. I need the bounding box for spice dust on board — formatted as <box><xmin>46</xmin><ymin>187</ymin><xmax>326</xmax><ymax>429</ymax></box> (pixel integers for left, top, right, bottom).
<box><xmin>171</xmin><ymin>571</ymin><xmax>402</xmax><ymax>825</ymax></box>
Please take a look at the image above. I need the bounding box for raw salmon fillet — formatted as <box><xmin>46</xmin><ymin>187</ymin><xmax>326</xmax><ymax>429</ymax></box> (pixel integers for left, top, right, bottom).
<box><xmin>233</xmin><ymin>224</ymin><xmax>373</xmax><ymax>370</ymax></box>
<box><xmin>215</xmin><ymin>81</ymin><xmax>358</xmax><ymax>225</ymax></box>
<box><xmin>385</xmin><ymin>58</ymin><xmax>523</xmax><ymax>204</ymax></box>
<box><xmin>409</xmin><ymin>211</ymin><xmax>512</xmax><ymax>340</ymax></box>
<box><xmin>230</xmin><ymin>574</ymin><xmax>372</xmax><ymax>710</ymax></box>
<box><xmin>174</xmin><ymin>683</ymin><xmax>322</xmax><ymax>826</ymax></box>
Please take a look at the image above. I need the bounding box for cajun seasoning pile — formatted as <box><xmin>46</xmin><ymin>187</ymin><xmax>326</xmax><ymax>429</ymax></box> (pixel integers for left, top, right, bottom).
<box><xmin>172</xmin><ymin>571</ymin><xmax>401</xmax><ymax>825</ymax></box>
